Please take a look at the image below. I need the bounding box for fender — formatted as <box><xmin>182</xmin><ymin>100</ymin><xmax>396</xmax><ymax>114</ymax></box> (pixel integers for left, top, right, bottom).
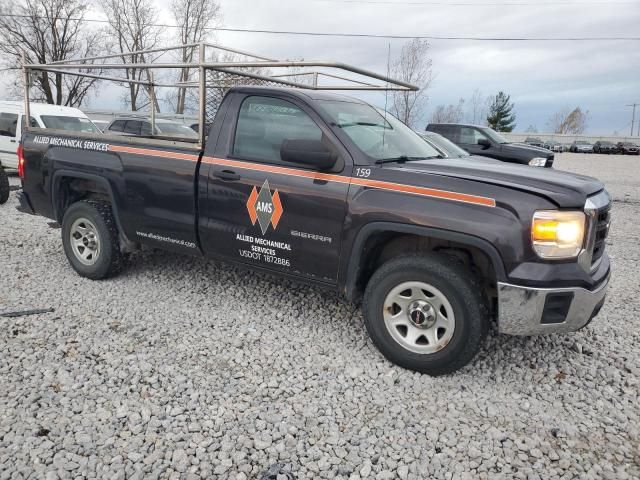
<box><xmin>51</xmin><ymin>170</ymin><xmax>130</xmax><ymax>243</ymax></box>
<box><xmin>343</xmin><ymin>222</ymin><xmax>507</xmax><ymax>302</ymax></box>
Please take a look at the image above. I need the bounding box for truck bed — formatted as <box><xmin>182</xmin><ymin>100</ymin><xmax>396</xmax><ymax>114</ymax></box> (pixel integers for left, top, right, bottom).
<box><xmin>21</xmin><ymin>129</ymin><xmax>204</xmax><ymax>254</ymax></box>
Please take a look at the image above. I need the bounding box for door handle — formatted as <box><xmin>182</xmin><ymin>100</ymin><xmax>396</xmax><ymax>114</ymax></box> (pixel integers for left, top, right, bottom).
<box><xmin>214</xmin><ymin>169</ymin><xmax>240</xmax><ymax>181</ymax></box>
<box><xmin>10</xmin><ymin>139</ymin><xmax>16</xmax><ymax>143</ymax></box>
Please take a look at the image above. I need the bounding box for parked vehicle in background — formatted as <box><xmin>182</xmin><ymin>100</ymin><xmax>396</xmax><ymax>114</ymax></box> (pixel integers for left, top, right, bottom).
<box><xmin>105</xmin><ymin>117</ymin><xmax>199</xmax><ymax>139</ymax></box>
<box><xmin>570</xmin><ymin>140</ymin><xmax>594</xmax><ymax>153</ymax></box>
<box><xmin>190</xmin><ymin>122</ymin><xmax>212</xmax><ymax>134</ymax></box>
<box><xmin>417</xmin><ymin>131</ymin><xmax>501</xmax><ymax>164</ymax></box>
<box><xmin>425</xmin><ymin>123</ymin><xmax>553</xmax><ymax>167</ymax></box>
<box><xmin>0</xmin><ymin>101</ymin><xmax>100</xmax><ymax>171</ymax></box>
<box><xmin>0</xmin><ymin>165</ymin><xmax>8</xmax><ymax>204</ymax></box>
<box><xmin>92</xmin><ymin>120</ymin><xmax>110</xmax><ymax>133</ymax></box>
<box><xmin>593</xmin><ymin>141</ymin><xmax>618</xmax><ymax>154</ymax></box>
<box><xmin>525</xmin><ymin>137</ymin><xmax>544</xmax><ymax>148</ymax></box>
<box><xmin>417</xmin><ymin>131</ymin><xmax>468</xmax><ymax>158</ymax></box>
<box><xmin>543</xmin><ymin>140</ymin><xmax>564</xmax><ymax>152</ymax></box>
<box><xmin>616</xmin><ymin>141</ymin><xmax>639</xmax><ymax>155</ymax></box>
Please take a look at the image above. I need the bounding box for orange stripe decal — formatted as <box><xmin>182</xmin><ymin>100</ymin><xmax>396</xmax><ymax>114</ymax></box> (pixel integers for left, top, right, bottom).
<box><xmin>202</xmin><ymin>157</ymin><xmax>352</xmax><ymax>184</ymax></box>
<box><xmin>109</xmin><ymin>144</ymin><xmax>201</xmax><ymax>162</ymax></box>
<box><xmin>203</xmin><ymin>156</ymin><xmax>495</xmax><ymax>207</ymax></box>
<box><xmin>351</xmin><ymin>177</ymin><xmax>496</xmax><ymax>207</ymax></box>
<box><xmin>107</xmin><ymin>145</ymin><xmax>495</xmax><ymax>208</ymax></box>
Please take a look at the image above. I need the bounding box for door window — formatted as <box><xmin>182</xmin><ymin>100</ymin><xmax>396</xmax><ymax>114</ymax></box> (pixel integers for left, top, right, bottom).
<box><xmin>233</xmin><ymin>96</ymin><xmax>323</xmax><ymax>165</ymax></box>
<box><xmin>140</xmin><ymin>122</ymin><xmax>153</xmax><ymax>136</ymax></box>
<box><xmin>124</xmin><ymin>120</ymin><xmax>142</xmax><ymax>135</ymax></box>
<box><xmin>109</xmin><ymin>120</ymin><xmax>126</xmax><ymax>132</ymax></box>
<box><xmin>0</xmin><ymin>112</ymin><xmax>18</xmax><ymax>137</ymax></box>
<box><xmin>21</xmin><ymin>116</ymin><xmax>39</xmax><ymax>127</ymax></box>
<box><xmin>459</xmin><ymin>127</ymin><xmax>488</xmax><ymax>145</ymax></box>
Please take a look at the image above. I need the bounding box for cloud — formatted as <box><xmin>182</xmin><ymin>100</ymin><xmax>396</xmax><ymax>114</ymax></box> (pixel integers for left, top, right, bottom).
<box><xmin>3</xmin><ymin>0</ymin><xmax>638</xmax><ymax>134</ymax></box>
<box><xmin>194</xmin><ymin>0</ymin><xmax>639</xmax><ymax>133</ymax></box>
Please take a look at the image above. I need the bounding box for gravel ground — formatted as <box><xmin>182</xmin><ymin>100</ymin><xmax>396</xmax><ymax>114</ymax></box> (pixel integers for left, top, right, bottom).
<box><xmin>1</xmin><ymin>154</ymin><xmax>639</xmax><ymax>480</ymax></box>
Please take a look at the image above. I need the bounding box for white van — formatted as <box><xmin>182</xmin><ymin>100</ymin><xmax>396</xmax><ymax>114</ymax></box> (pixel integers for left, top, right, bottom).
<box><xmin>0</xmin><ymin>101</ymin><xmax>100</xmax><ymax>170</ymax></box>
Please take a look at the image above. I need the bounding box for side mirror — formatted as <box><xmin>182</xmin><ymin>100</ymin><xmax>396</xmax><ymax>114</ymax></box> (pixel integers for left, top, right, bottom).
<box><xmin>280</xmin><ymin>139</ymin><xmax>338</xmax><ymax>170</ymax></box>
<box><xmin>477</xmin><ymin>138</ymin><xmax>491</xmax><ymax>149</ymax></box>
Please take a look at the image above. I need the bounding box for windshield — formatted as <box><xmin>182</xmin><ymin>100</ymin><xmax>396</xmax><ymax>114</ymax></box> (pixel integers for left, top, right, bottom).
<box><xmin>40</xmin><ymin>115</ymin><xmax>101</xmax><ymax>133</ymax></box>
<box><xmin>481</xmin><ymin>127</ymin><xmax>510</xmax><ymax>144</ymax></box>
<box><xmin>418</xmin><ymin>132</ymin><xmax>469</xmax><ymax>158</ymax></box>
<box><xmin>156</xmin><ymin>122</ymin><xmax>198</xmax><ymax>139</ymax></box>
<box><xmin>318</xmin><ymin>101</ymin><xmax>440</xmax><ymax>162</ymax></box>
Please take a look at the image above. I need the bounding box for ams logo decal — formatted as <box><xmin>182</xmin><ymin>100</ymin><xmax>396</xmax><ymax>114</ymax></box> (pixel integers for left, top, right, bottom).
<box><xmin>246</xmin><ymin>180</ymin><xmax>283</xmax><ymax>234</ymax></box>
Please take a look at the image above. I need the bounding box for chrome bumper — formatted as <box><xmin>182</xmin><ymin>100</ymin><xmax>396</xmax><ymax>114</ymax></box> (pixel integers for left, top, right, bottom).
<box><xmin>497</xmin><ymin>274</ymin><xmax>610</xmax><ymax>335</ymax></box>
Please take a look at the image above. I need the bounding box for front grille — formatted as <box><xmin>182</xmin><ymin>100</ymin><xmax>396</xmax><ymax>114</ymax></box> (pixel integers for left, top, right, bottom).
<box><xmin>591</xmin><ymin>202</ymin><xmax>611</xmax><ymax>265</ymax></box>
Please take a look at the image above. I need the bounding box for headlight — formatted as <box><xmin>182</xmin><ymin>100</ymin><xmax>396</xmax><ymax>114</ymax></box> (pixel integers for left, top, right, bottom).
<box><xmin>529</xmin><ymin>157</ymin><xmax>547</xmax><ymax>167</ymax></box>
<box><xmin>531</xmin><ymin>210</ymin><xmax>586</xmax><ymax>259</ymax></box>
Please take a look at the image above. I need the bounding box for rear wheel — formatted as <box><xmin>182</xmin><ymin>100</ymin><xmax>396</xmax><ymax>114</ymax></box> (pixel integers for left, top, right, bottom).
<box><xmin>61</xmin><ymin>200</ymin><xmax>124</xmax><ymax>279</ymax></box>
<box><xmin>0</xmin><ymin>166</ymin><xmax>9</xmax><ymax>205</ymax></box>
<box><xmin>363</xmin><ymin>254</ymin><xmax>489</xmax><ymax>376</ymax></box>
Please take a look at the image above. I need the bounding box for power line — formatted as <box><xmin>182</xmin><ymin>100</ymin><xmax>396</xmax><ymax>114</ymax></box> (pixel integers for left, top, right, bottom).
<box><xmin>2</xmin><ymin>14</ymin><xmax>638</xmax><ymax>41</ymax></box>
<box><xmin>303</xmin><ymin>0</ymin><xmax>640</xmax><ymax>5</ymax></box>
<box><xmin>211</xmin><ymin>27</ymin><xmax>640</xmax><ymax>41</ymax></box>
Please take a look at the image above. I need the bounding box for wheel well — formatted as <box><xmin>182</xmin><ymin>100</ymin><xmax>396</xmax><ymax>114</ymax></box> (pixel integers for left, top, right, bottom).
<box><xmin>55</xmin><ymin>176</ymin><xmax>111</xmax><ymax>222</ymax></box>
<box><xmin>354</xmin><ymin>232</ymin><xmax>498</xmax><ymax>315</ymax></box>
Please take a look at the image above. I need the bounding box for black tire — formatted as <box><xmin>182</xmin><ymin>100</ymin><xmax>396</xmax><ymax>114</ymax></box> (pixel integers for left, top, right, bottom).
<box><xmin>362</xmin><ymin>254</ymin><xmax>489</xmax><ymax>376</ymax></box>
<box><xmin>61</xmin><ymin>200</ymin><xmax>124</xmax><ymax>279</ymax></box>
<box><xmin>0</xmin><ymin>166</ymin><xmax>9</xmax><ymax>205</ymax></box>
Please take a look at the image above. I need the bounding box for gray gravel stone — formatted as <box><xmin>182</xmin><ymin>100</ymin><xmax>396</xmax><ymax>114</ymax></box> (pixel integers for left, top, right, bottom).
<box><xmin>0</xmin><ymin>156</ymin><xmax>639</xmax><ymax>479</ymax></box>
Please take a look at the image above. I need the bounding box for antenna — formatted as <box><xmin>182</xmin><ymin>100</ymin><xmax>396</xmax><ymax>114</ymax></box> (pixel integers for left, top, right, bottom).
<box><xmin>382</xmin><ymin>42</ymin><xmax>391</xmax><ymax>152</ymax></box>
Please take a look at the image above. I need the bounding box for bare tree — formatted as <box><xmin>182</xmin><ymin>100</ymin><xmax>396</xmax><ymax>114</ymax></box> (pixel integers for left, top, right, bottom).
<box><xmin>171</xmin><ymin>0</ymin><xmax>221</xmax><ymax>114</ymax></box>
<box><xmin>548</xmin><ymin>107</ymin><xmax>589</xmax><ymax>134</ymax></box>
<box><xmin>101</xmin><ymin>0</ymin><xmax>162</xmax><ymax>111</ymax></box>
<box><xmin>0</xmin><ymin>0</ymin><xmax>104</xmax><ymax>106</ymax></box>
<box><xmin>390</xmin><ymin>39</ymin><xmax>433</xmax><ymax>128</ymax></box>
<box><xmin>466</xmin><ymin>88</ymin><xmax>488</xmax><ymax>125</ymax></box>
<box><xmin>431</xmin><ymin>99</ymin><xmax>465</xmax><ymax>124</ymax></box>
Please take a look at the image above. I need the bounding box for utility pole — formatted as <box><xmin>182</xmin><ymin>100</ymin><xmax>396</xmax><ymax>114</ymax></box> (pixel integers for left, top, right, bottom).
<box><xmin>627</xmin><ymin>103</ymin><xmax>638</xmax><ymax>137</ymax></box>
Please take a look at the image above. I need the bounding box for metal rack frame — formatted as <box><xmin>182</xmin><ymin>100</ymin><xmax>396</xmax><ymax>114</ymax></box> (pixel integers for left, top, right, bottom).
<box><xmin>22</xmin><ymin>42</ymin><xmax>418</xmax><ymax>147</ymax></box>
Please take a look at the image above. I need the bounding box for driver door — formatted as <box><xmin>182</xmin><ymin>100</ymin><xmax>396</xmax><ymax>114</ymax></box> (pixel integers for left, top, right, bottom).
<box><xmin>200</xmin><ymin>94</ymin><xmax>351</xmax><ymax>284</ymax></box>
<box><xmin>459</xmin><ymin>126</ymin><xmax>490</xmax><ymax>156</ymax></box>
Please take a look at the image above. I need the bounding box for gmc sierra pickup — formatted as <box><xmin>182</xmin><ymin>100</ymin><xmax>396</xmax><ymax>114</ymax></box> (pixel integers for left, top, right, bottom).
<box><xmin>16</xmin><ymin>87</ymin><xmax>611</xmax><ymax>375</ymax></box>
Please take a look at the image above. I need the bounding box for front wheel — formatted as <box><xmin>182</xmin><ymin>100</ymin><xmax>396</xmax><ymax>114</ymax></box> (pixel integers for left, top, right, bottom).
<box><xmin>362</xmin><ymin>254</ymin><xmax>489</xmax><ymax>375</ymax></box>
<box><xmin>61</xmin><ymin>200</ymin><xmax>124</xmax><ymax>279</ymax></box>
<box><xmin>0</xmin><ymin>166</ymin><xmax>9</xmax><ymax>205</ymax></box>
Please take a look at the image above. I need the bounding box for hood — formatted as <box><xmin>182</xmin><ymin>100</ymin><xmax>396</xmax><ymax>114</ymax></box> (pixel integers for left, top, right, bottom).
<box><xmin>505</xmin><ymin>142</ymin><xmax>552</xmax><ymax>156</ymax></box>
<box><xmin>387</xmin><ymin>157</ymin><xmax>604</xmax><ymax>208</ymax></box>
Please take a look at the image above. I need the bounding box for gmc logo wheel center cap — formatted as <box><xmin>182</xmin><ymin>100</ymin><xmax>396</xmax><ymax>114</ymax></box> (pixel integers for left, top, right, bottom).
<box><xmin>408</xmin><ymin>300</ymin><xmax>436</xmax><ymax>329</ymax></box>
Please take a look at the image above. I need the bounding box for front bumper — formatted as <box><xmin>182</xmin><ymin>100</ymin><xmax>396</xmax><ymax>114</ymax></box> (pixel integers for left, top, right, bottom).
<box><xmin>497</xmin><ymin>273</ymin><xmax>609</xmax><ymax>335</ymax></box>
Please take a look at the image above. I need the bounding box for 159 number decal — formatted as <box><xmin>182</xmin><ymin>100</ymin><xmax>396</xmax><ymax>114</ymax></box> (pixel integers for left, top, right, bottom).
<box><xmin>355</xmin><ymin>168</ymin><xmax>371</xmax><ymax>178</ymax></box>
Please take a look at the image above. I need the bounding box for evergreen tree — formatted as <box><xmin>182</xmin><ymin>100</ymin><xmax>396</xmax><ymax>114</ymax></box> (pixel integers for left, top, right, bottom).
<box><xmin>486</xmin><ymin>92</ymin><xmax>516</xmax><ymax>132</ymax></box>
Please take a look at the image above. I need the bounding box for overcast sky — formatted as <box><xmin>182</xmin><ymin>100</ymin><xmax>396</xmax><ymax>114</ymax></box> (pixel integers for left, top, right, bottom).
<box><xmin>9</xmin><ymin>0</ymin><xmax>640</xmax><ymax>134</ymax></box>
<box><xmin>162</xmin><ymin>0</ymin><xmax>640</xmax><ymax>133</ymax></box>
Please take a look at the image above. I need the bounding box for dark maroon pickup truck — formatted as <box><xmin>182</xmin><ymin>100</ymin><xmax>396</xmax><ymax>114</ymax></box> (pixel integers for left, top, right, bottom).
<box><xmin>16</xmin><ymin>86</ymin><xmax>611</xmax><ymax>375</ymax></box>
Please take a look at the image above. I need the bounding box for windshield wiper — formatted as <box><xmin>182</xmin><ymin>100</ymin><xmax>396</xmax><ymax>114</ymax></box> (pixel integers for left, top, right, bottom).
<box><xmin>334</xmin><ymin>121</ymin><xmax>388</xmax><ymax>129</ymax></box>
<box><xmin>375</xmin><ymin>155</ymin><xmax>442</xmax><ymax>165</ymax></box>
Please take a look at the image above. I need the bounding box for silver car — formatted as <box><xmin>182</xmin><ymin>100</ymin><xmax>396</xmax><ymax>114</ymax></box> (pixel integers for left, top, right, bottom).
<box><xmin>104</xmin><ymin>117</ymin><xmax>198</xmax><ymax>139</ymax></box>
